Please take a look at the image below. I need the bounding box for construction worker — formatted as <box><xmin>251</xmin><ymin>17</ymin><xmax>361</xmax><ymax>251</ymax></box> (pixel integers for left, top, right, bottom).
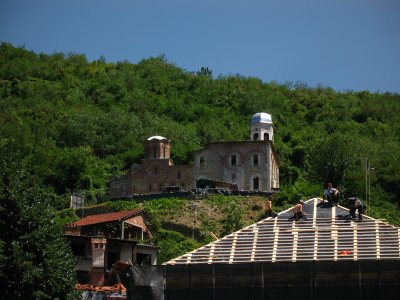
<box><xmin>265</xmin><ymin>195</ymin><xmax>278</xmax><ymax>218</ymax></box>
<box><xmin>348</xmin><ymin>194</ymin><xmax>364</xmax><ymax>221</ymax></box>
<box><xmin>323</xmin><ymin>182</ymin><xmax>340</xmax><ymax>207</ymax></box>
<box><xmin>293</xmin><ymin>200</ymin><xmax>307</xmax><ymax>221</ymax></box>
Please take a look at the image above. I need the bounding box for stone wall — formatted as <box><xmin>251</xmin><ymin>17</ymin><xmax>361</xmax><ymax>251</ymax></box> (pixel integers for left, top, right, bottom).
<box><xmin>110</xmin><ymin>140</ymin><xmax>280</xmax><ymax>199</ymax></box>
<box><xmin>193</xmin><ymin>141</ymin><xmax>277</xmax><ymax>192</ymax></box>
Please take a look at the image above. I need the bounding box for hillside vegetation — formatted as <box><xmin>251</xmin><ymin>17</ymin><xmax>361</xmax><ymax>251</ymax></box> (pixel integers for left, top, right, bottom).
<box><xmin>1</xmin><ymin>42</ymin><xmax>400</xmax><ymax>266</ymax></box>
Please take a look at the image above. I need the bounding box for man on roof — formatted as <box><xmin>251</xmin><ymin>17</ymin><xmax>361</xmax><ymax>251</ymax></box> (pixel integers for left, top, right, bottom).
<box><xmin>265</xmin><ymin>195</ymin><xmax>278</xmax><ymax>218</ymax></box>
<box><xmin>348</xmin><ymin>194</ymin><xmax>364</xmax><ymax>221</ymax></box>
<box><xmin>293</xmin><ymin>200</ymin><xmax>307</xmax><ymax>221</ymax></box>
<box><xmin>323</xmin><ymin>182</ymin><xmax>340</xmax><ymax>207</ymax></box>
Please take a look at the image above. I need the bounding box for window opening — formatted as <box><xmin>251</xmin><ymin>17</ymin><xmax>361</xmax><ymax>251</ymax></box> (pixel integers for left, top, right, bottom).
<box><xmin>200</xmin><ymin>156</ymin><xmax>205</xmax><ymax>167</ymax></box>
<box><xmin>231</xmin><ymin>155</ymin><xmax>237</xmax><ymax>166</ymax></box>
<box><xmin>253</xmin><ymin>177</ymin><xmax>259</xmax><ymax>190</ymax></box>
<box><xmin>253</xmin><ymin>154</ymin><xmax>259</xmax><ymax>165</ymax></box>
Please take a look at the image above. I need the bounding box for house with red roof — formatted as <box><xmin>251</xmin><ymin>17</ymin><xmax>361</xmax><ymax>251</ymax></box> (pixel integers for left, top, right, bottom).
<box><xmin>64</xmin><ymin>209</ymin><xmax>158</xmax><ymax>285</ymax></box>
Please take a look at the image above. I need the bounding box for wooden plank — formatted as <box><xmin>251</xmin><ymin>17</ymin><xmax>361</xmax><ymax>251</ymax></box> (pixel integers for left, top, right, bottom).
<box><xmin>313</xmin><ymin>229</ymin><xmax>318</xmax><ymax>260</ymax></box>
<box><xmin>292</xmin><ymin>221</ymin><xmax>298</xmax><ymax>262</ymax></box>
<box><xmin>331</xmin><ymin>206</ymin><xmax>338</xmax><ymax>261</ymax></box>
<box><xmin>352</xmin><ymin>221</ymin><xmax>358</xmax><ymax>260</ymax></box>
<box><xmin>250</xmin><ymin>226</ymin><xmax>258</xmax><ymax>262</ymax></box>
<box><xmin>375</xmin><ymin>221</ymin><xmax>380</xmax><ymax>259</ymax></box>
<box><xmin>313</xmin><ymin>198</ymin><xmax>317</xmax><ymax>228</ymax></box>
<box><xmin>208</xmin><ymin>243</ymin><xmax>215</xmax><ymax>264</ymax></box>
<box><xmin>398</xmin><ymin>228</ymin><xmax>400</xmax><ymax>257</ymax></box>
<box><xmin>229</xmin><ymin>233</ymin><xmax>237</xmax><ymax>263</ymax></box>
<box><xmin>272</xmin><ymin>217</ymin><xmax>279</xmax><ymax>262</ymax></box>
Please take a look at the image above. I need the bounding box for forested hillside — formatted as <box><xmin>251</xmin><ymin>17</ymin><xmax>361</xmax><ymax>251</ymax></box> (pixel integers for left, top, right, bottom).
<box><xmin>1</xmin><ymin>42</ymin><xmax>400</xmax><ymax>284</ymax></box>
<box><xmin>1</xmin><ymin>42</ymin><xmax>399</xmax><ymax>212</ymax></box>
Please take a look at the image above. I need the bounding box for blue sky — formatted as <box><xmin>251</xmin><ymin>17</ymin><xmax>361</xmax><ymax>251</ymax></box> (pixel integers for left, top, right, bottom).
<box><xmin>0</xmin><ymin>0</ymin><xmax>399</xmax><ymax>93</ymax></box>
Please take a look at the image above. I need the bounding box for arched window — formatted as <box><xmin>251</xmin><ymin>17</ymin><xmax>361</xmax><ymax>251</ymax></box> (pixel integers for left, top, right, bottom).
<box><xmin>200</xmin><ymin>156</ymin><xmax>205</xmax><ymax>167</ymax></box>
<box><xmin>253</xmin><ymin>177</ymin><xmax>259</xmax><ymax>190</ymax></box>
<box><xmin>231</xmin><ymin>155</ymin><xmax>237</xmax><ymax>166</ymax></box>
<box><xmin>162</xmin><ymin>147</ymin><xmax>166</xmax><ymax>158</ymax></box>
<box><xmin>154</xmin><ymin>167</ymin><xmax>158</xmax><ymax>175</ymax></box>
<box><xmin>253</xmin><ymin>154</ymin><xmax>259</xmax><ymax>165</ymax></box>
<box><xmin>153</xmin><ymin>146</ymin><xmax>157</xmax><ymax>158</ymax></box>
<box><xmin>264</xmin><ymin>133</ymin><xmax>269</xmax><ymax>140</ymax></box>
<box><xmin>231</xmin><ymin>173</ymin><xmax>236</xmax><ymax>180</ymax></box>
<box><xmin>253</xmin><ymin>133</ymin><xmax>259</xmax><ymax>141</ymax></box>
<box><xmin>177</xmin><ymin>171</ymin><xmax>181</xmax><ymax>179</ymax></box>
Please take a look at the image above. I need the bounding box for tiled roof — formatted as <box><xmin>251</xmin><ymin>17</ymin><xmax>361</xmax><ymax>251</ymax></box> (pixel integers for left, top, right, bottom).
<box><xmin>71</xmin><ymin>209</ymin><xmax>143</xmax><ymax>227</ymax></box>
<box><xmin>64</xmin><ymin>233</ymin><xmax>137</xmax><ymax>244</ymax></box>
<box><xmin>166</xmin><ymin>198</ymin><xmax>400</xmax><ymax>265</ymax></box>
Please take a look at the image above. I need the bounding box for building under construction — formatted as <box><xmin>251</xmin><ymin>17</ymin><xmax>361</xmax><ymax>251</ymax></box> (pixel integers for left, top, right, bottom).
<box><xmin>128</xmin><ymin>198</ymin><xmax>400</xmax><ymax>300</ymax></box>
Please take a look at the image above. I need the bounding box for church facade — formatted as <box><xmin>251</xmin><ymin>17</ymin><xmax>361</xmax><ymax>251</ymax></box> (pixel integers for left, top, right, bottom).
<box><xmin>110</xmin><ymin>112</ymin><xmax>279</xmax><ymax>199</ymax></box>
<box><xmin>110</xmin><ymin>136</ymin><xmax>192</xmax><ymax>199</ymax></box>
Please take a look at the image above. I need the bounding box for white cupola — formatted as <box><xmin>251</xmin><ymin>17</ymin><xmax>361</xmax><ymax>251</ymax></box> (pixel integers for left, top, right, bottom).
<box><xmin>250</xmin><ymin>112</ymin><xmax>274</xmax><ymax>143</ymax></box>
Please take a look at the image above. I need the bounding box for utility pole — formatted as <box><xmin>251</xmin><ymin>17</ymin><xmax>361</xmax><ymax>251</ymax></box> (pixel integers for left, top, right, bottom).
<box><xmin>368</xmin><ymin>165</ymin><xmax>375</xmax><ymax>210</ymax></box>
<box><xmin>192</xmin><ymin>203</ymin><xmax>197</xmax><ymax>240</ymax></box>
<box><xmin>365</xmin><ymin>158</ymin><xmax>374</xmax><ymax>210</ymax></box>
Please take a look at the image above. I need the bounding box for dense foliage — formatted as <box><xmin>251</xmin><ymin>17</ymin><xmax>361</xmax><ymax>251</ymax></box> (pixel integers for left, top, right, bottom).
<box><xmin>1</xmin><ymin>42</ymin><xmax>399</xmax><ymax>211</ymax></box>
<box><xmin>0</xmin><ymin>139</ymin><xmax>76</xmax><ymax>299</ymax></box>
<box><xmin>1</xmin><ymin>42</ymin><xmax>399</xmax><ymax>286</ymax></box>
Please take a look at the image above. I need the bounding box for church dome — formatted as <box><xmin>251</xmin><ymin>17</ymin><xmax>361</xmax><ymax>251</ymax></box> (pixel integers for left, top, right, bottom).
<box><xmin>251</xmin><ymin>112</ymin><xmax>272</xmax><ymax>125</ymax></box>
<box><xmin>147</xmin><ymin>136</ymin><xmax>168</xmax><ymax>141</ymax></box>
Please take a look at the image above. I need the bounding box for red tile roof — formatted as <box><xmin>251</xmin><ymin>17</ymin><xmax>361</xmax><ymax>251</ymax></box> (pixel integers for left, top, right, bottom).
<box><xmin>71</xmin><ymin>209</ymin><xmax>143</xmax><ymax>227</ymax></box>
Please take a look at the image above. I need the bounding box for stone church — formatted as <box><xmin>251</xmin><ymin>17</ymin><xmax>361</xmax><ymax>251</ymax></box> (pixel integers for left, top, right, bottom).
<box><xmin>110</xmin><ymin>112</ymin><xmax>279</xmax><ymax>199</ymax></box>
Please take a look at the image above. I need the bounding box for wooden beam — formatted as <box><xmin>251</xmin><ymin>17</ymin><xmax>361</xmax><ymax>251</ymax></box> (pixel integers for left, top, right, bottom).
<box><xmin>250</xmin><ymin>226</ymin><xmax>258</xmax><ymax>262</ymax></box>
<box><xmin>398</xmin><ymin>228</ymin><xmax>400</xmax><ymax>257</ymax></box>
<box><xmin>375</xmin><ymin>221</ymin><xmax>380</xmax><ymax>259</ymax></box>
<box><xmin>272</xmin><ymin>217</ymin><xmax>279</xmax><ymax>262</ymax></box>
<box><xmin>352</xmin><ymin>221</ymin><xmax>358</xmax><ymax>260</ymax></box>
<box><xmin>229</xmin><ymin>233</ymin><xmax>237</xmax><ymax>263</ymax></box>
<box><xmin>186</xmin><ymin>253</ymin><xmax>192</xmax><ymax>264</ymax></box>
<box><xmin>313</xmin><ymin>198</ymin><xmax>317</xmax><ymax>228</ymax></box>
<box><xmin>208</xmin><ymin>243</ymin><xmax>215</xmax><ymax>264</ymax></box>
<box><xmin>292</xmin><ymin>221</ymin><xmax>298</xmax><ymax>262</ymax></box>
<box><xmin>331</xmin><ymin>206</ymin><xmax>338</xmax><ymax>261</ymax></box>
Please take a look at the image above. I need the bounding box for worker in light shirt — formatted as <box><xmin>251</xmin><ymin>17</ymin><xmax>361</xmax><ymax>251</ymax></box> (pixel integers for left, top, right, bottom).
<box><xmin>323</xmin><ymin>182</ymin><xmax>339</xmax><ymax>207</ymax></box>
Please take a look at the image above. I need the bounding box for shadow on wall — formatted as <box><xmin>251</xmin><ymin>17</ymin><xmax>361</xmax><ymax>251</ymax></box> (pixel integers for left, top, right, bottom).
<box><xmin>126</xmin><ymin>260</ymin><xmax>400</xmax><ymax>300</ymax></box>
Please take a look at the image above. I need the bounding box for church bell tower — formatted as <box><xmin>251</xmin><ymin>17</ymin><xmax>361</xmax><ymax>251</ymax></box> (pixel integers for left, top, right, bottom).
<box><xmin>250</xmin><ymin>112</ymin><xmax>274</xmax><ymax>143</ymax></box>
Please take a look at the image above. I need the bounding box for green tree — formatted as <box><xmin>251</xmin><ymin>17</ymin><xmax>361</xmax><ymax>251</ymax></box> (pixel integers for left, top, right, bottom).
<box><xmin>0</xmin><ymin>140</ymin><xmax>76</xmax><ymax>299</ymax></box>
<box><xmin>197</xmin><ymin>66</ymin><xmax>213</xmax><ymax>77</ymax></box>
<box><xmin>308</xmin><ymin>133</ymin><xmax>359</xmax><ymax>187</ymax></box>
<box><xmin>1</xmin><ymin>42</ymin><xmax>400</xmax><ymax>212</ymax></box>
<box><xmin>153</xmin><ymin>229</ymin><xmax>200</xmax><ymax>264</ymax></box>
<box><xmin>220</xmin><ymin>203</ymin><xmax>245</xmax><ymax>236</ymax></box>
